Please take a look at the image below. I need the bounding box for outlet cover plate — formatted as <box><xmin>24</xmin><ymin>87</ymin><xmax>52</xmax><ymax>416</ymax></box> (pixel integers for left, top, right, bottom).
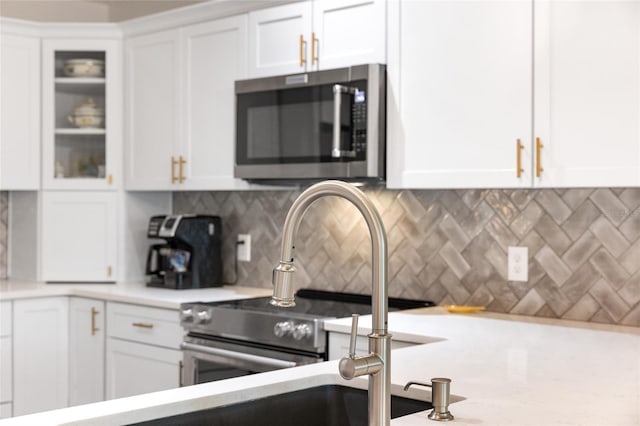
<box><xmin>237</xmin><ymin>234</ymin><xmax>251</xmax><ymax>262</ymax></box>
<box><xmin>508</xmin><ymin>246</ymin><xmax>528</xmax><ymax>282</ymax></box>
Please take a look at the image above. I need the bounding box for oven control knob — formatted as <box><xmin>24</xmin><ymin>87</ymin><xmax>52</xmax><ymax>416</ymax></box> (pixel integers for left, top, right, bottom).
<box><xmin>195</xmin><ymin>309</ymin><xmax>211</xmax><ymax>324</ymax></box>
<box><xmin>273</xmin><ymin>320</ymin><xmax>294</xmax><ymax>337</ymax></box>
<box><xmin>180</xmin><ymin>308</ymin><xmax>194</xmax><ymax>322</ymax></box>
<box><xmin>293</xmin><ymin>323</ymin><xmax>312</xmax><ymax>341</ymax></box>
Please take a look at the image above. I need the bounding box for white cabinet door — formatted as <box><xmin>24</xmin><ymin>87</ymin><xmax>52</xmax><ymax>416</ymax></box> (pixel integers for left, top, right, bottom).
<box><xmin>69</xmin><ymin>298</ymin><xmax>105</xmax><ymax>406</ymax></box>
<box><xmin>41</xmin><ymin>191</ymin><xmax>117</xmax><ymax>282</ymax></box>
<box><xmin>125</xmin><ymin>29</ymin><xmax>180</xmax><ymax>190</ymax></box>
<box><xmin>105</xmin><ymin>338</ymin><xmax>182</xmax><ymax>399</ymax></box>
<box><xmin>248</xmin><ymin>1</ymin><xmax>312</xmax><ymax>77</ymax></box>
<box><xmin>534</xmin><ymin>0</ymin><xmax>640</xmax><ymax>187</ymax></box>
<box><xmin>312</xmin><ymin>0</ymin><xmax>386</xmax><ymax>70</ymax></box>
<box><xmin>0</xmin><ymin>301</ymin><xmax>11</xmax><ymax>408</ymax></box>
<box><xmin>387</xmin><ymin>0</ymin><xmax>533</xmax><ymax>189</ymax></box>
<box><xmin>0</xmin><ymin>33</ymin><xmax>40</xmax><ymax>190</ymax></box>
<box><xmin>180</xmin><ymin>15</ymin><xmax>252</xmax><ymax>190</ymax></box>
<box><xmin>41</xmin><ymin>39</ymin><xmax>122</xmax><ymax>190</ymax></box>
<box><xmin>13</xmin><ymin>298</ymin><xmax>69</xmax><ymax>416</ymax></box>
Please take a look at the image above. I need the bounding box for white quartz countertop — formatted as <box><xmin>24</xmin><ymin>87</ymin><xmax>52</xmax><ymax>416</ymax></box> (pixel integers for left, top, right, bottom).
<box><xmin>2</xmin><ymin>307</ymin><xmax>639</xmax><ymax>426</ymax></box>
<box><xmin>0</xmin><ymin>280</ymin><xmax>272</xmax><ymax>309</ymax></box>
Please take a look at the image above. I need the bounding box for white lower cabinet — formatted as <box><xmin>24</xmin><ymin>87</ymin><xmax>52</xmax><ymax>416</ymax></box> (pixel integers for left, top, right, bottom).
<box><xmin>69</xmin><ymin>298</ymin><xmax>105</xmax><ymax>406</ymax></box>
<box><xmin>0</xmin><ymin>301</ymin><xmax>12</xmax><ymax>418</ymax></box>
<box><xmin>328</xmin><ymin>332</ymin><xmax>414</xmax><ymax>361</ymax></box>
<box><xmin>105</xmin><ymin>302</ymin><xmax>182</xmax><ymax>399</ymax></box>
<box><xmin>13</xmin><ymin>298</ymin><xmax>69</xmax><ymax>416</ymax></box>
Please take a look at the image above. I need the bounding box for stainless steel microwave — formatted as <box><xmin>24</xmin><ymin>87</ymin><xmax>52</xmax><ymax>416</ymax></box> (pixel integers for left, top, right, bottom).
<box><xmin>234</xmin><ymin>64</ymin><xmax>386</xmax><ymax>182</ymax></box>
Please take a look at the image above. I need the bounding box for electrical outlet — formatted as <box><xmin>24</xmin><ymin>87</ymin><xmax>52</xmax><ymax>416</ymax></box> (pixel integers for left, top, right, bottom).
<box><xmin>508</xmin><ymin>246</ymin><xmax>528</xmax><ymax>282</ymax></box>
<box><xmin>237</xmin><ymin>234</ymin><xmax>251</xmax><ymax>262</ymax></box>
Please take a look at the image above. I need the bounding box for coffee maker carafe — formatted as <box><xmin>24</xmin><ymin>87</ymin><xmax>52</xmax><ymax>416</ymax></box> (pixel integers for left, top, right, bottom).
<box><xmin>145</xmin><ymin>215</ymin><xmax>222</xmax><ymax>289</ymax></box>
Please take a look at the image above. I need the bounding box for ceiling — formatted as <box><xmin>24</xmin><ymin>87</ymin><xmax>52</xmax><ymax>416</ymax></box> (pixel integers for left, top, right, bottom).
<box><xmin>0</xmin><ymin>0</ymin><xmax>206</xmax><ymax>23</ymax></box>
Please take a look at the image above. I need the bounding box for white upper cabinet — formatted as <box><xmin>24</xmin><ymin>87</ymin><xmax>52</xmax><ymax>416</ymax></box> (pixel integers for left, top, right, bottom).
<box><xmin>388</xmin><ymin>0</ymin><xmax>640</xmax><ymax>189</ymax></box>
<box><xmin>0</xmin><ymin>33</ymin><xmax>40</xmax><ymax>190</ymax></box>
<box><xmin>126</xmin><ymin>15</ymin><xmax>252</xmax><ymax>190</ymax></box>
<box><xmin>533</xmin><ymin>0</ymin><xmax>640</xmax><ymax>187</ymax></box>
<box><xmin>387</xmin><ymin>0</ymin><xmax>532</xmax><ymax>189</ymax></box>
<box><xmin>41</xmin><ymin>191</ymin><xmax>117</xmax><ymax>282</ymax></box>
<box><xmin>248</xmin><ymin>0</ymin><xmax>385</xmax><ymax>78</ymax></box>
<box><xmin>41</xmin><ymin>39</ymin><xmax>122</xmax><ymax>190</ymax></box>
<box><xmin>125</xmin><ymin>29</ymin><xmax>180</xmax><ymax>190</ymax></box>
<box><xmin>180</xmin><ymin>16</ymin><xmax>251</xmax><ymax>190</ymax></box>
<box><xmin>248</xmin><ymin>2</ymin><xmax>313</xmax><ymax>77</ymax></box>
<box><xmin>312</xmin><ymin>0</ymin><xmax>386</xmax><ymax>70</ymax></box>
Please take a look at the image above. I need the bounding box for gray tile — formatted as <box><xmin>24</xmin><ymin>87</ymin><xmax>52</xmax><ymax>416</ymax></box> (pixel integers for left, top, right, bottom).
<box><xmin>561</xmin><ymin>231</ymin><xmax>601</xmax><ymax>270</ymax></box>
<box><xmin>561</xmin><ymin>262</ymin><xmax>600</xmax><ymax>303</ymax></box>
<box><xmin>397</xmin><ymin>190</ymin><xmax>427</xmax><ymax>222</ymax></box>
<box><xmin>485</xmin><ymin>216</ymin><xmax>519</xmax><ymax>251</ymax></box>
<box><xmin>439</xmin><ymin>191</ymin><xmax>471</xmax><ymax>221</ymax></box>
<box><xmin>590</xmin><ymin>189</ymin><xmax>629</xmax><ymax>226</ymax></box>
<box><xmin>588</xmin><ymin>248</ymin><xmax>629</xmax><ymax>290</ymax></box>
<box><xmin>485</xmin><ymin>190</ymin><xmax>519</xmax><ymax>225</ymax></box>
<box><xmin>619</xmin><ymin>189</ymin><xmax>640</xmax><ymax>211</ymax></box>
<box><xmin>562</xmin><ymin>294</ymin><xmax>600</xmax><ymax>322</ymax></box>
<box><xmin>620</xmin><ymin>239</ymin><xmax>640</xmax><ymax>276</ymax></box>
<box><xmin>591</xmin><ymin>309</ymin><xmax>615</xmax><ymax>325</ymax></box>
<box><xmin>461</xmin><ymin>189</ymin><xmax>489</xmax><ymax>210</ymax></box>
<box><xmin>535</xmin><ymin>246</ymin><xmax>572</xmax><ymax>285</ymax></box>
<box><xmin>620</xmin><ymin>303</ymin><xmax>640</xmax><ymax>327</ymax></box>
<box><xmin>467</xmin><ymin>285</ymin><xmax>495</xmax><ymax>307</ymax></box>
<box><xmin>534</xmin><ymin>276</ymin><xmax>573</xmax><ymax>316</ymax></box>
<box><xmin>589</xmin><ymin>216</ymin><xmax>630</xmax><ymax>257</ymax></box>
<box><xmin>458</xmin><ymin>201</ymin><xmax>494</xmax><ymax>239</ymax></box>
<box><xmin>510</xmin><ymin>189</ymin><xmax>536</xmax><ymax>210</ymax></box>
<box><xmin>535</xmin><ymin>191</ymin><xmax>572</xmax><ymax>225</ymax></box>
<box><xmin>619</xmin><ymin>208</ymin><xmax>640</xmax><ymax>243</ymax></box>
<box><xmin>509</xmin><ymin>201</ymin><xmax>544</xmax><ymax>239</ymax></box>
<box><xmin>437</xmin><ymin>270</ymin><xmax>469</xmax><ymax>305</ymax></box>
<box><xmin>510</xmin><ymin>289</ymin><xmax>545</xmax><ymax>315</ymax></box>
<box><xmin>439</xmin><ymin>241</ymin><xmax>471</xmax><ymax>280</ymax></box>
<box><xmin>618</xmin><ymin>271</ymin><xmax>640</xmax><ymax>307</ymax></box>
<box><xmin>562</xmin><ymin>189</ymin><xmax>595</xmax><ymax>210</ymax></box>
<box><xmin>562</xmin><ymin>200</ymin><xmax>602</xmax><ymax>241</ymax></box>
<box><xmin>483</xmin><ymin>242</ymin><xmax>508</xmax><ymax>281</ymax></box>
<box><xmin>418</xmin><ymin>255</ymin><xmax>447</xmax><ymax>287</ymax></box>
<box><xmin>534</xmin><ymin>214</ymin><xmax>572</xmax><ymax>255</ymax></box>
<box><xmin>438</xmin><ymin>215</ymin><xmax>470</xmax><ymax>251</ymax></box>
<box><xmin>588</xmin><ymin>279</ymin><xmax>630</xmax><ymax>322</ymax></box>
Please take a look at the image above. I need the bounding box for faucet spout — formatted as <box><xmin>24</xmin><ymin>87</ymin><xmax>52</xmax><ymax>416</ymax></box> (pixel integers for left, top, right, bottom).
<box><xmin>271</xmin><ymin>180</ymin><xmax>391</xmax><ymax>426</ymax></box>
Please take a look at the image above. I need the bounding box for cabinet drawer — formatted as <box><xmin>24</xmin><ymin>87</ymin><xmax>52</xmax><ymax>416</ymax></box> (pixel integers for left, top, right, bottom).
<box><xmin>107</xmin><ymin>302</ymin><xmax>181</xmax><ymax>349</ymax></box>
<box><xmin>0</xmin><ymin>302</ymin><xmax>10</xmax><ymax>337</ymax></box>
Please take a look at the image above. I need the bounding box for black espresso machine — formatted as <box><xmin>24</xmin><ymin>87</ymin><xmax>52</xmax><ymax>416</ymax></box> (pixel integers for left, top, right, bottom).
<box><xmin>145</xmin><ymin>215</ymin><xmax>223</xmax><ymax>289</ymax></box>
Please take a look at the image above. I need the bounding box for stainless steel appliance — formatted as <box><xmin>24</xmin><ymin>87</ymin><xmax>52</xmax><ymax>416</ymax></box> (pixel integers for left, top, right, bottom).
<box><xmin>234</xmin><ymin>64</ymin><xmax>386</xmax><ymax>182</ymax></box>
<box><xmin>180</xmin><ymin>290</ymin><xmax>434</xmax><ymax>386</ymax></box>
<box><xmin>145</xmin><ymin>215</ymin><xmax>223</xmax><ymax>289</ymax></box>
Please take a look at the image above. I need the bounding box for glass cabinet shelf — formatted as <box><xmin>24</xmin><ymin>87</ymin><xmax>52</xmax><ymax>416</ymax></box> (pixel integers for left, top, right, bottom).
<box><xmin>55</xmin><ymin>128</ymin><xmax>106</xmax><ymax>135</ymax></box>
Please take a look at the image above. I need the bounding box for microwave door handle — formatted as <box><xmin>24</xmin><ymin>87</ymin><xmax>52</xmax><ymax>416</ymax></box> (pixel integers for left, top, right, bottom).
<box><xmin>332</xmin><ymin>84</ymin><xmax>357</xmax><ymax>159</ymax></box>
<box><xmin>181</xmin><ymin>342</ymin><xmax>297</xmax><ymax>369</ymax></box>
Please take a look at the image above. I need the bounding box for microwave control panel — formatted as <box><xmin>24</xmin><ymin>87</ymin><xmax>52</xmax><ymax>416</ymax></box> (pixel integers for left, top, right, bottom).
<box><xmin>352</xmin><ymin>98</ymin><xmax>367</xmax><ymax>159</ymax></box>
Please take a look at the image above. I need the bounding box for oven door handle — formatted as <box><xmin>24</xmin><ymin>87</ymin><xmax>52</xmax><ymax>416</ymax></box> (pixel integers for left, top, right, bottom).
<box><xmin>180</xmin><ymin>342</ymin><xmax>298</xmax><ymax>369</ymax></box>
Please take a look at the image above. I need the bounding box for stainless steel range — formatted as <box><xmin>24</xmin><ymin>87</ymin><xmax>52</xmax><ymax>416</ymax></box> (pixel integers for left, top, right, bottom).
<box><xmin>180</xmin><ymin>289</ymin><xmax>434</xmax><ymax>386</ymax></box>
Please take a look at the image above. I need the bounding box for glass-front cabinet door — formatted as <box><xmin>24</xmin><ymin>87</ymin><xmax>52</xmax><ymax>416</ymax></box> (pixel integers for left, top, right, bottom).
<box><xmin>42</xmin><ymin>39</ymin><xmax>121</xmax><ymax>190</ymax></box>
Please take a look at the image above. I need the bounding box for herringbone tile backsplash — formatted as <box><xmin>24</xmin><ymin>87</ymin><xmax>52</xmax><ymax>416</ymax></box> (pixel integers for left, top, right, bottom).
<box><xmin>0</xmin><ymin>192</ymin><xmax>7</xmax><ymax>279</ymax></box>
<box><xmin>174</xmin><ymin>187</ymin><xmax>640</xmax><ymax>326</ymax></box>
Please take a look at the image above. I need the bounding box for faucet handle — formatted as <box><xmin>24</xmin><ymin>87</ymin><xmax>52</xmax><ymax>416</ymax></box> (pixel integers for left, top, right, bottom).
<box><xmin>348</xmin><ymin>314</ymin><xmax>359</xmax><ymax>358</ymax></box>
<box><xmin>404</xmin><ymin>378</ymin><xmax>454</xmax><ymax>422</ymax></box>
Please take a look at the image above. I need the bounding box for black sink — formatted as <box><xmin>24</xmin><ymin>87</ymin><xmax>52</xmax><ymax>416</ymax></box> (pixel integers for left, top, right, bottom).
<box><xmin>131</xmin><ymin>385</ymin><xmax>432</xmax><ymax>426</ymax></box>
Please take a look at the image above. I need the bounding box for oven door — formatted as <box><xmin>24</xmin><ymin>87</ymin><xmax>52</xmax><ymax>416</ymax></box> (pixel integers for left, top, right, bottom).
<box><xmin>181</xmin><ymin>335</ymin><xmax>324</xmax><ymax>386</ymax></box>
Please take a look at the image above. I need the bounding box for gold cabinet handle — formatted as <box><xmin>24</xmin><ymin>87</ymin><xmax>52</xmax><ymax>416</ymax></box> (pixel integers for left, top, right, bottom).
<box><xmin>132</xmin><ymin>322</ymin><xmax>154</xmax><ymax>329</ymax></box>
<box><xmin>311</xmin><ymin>32</ymin><xmax>319</xmax><ymax>65</ymax></box>
<box><xmin>299</xmin><ymin>34</ymin><xmax>307</xmax><ymax>67</ymax></box>
<box><xmin>108</xmin><ymin>174</ymin><xmax>113</xmax><ymax>185</ymax></box>
<box><xmin>171</xmin><ymin>156</ymin><xmax>179</xmax><ymax>183</ymax></box>
<box><xmin>107</xmin><ymin>265</ymin><xmax>112</xmax><ymax>277</ymax></box>
<box><xmin>516</xmin><ymin>139</ymin><xmax>524</xmax><ymax>178</ymax></box>
<box><xmin>536</xmin><ymin>137</ymin><xmax>544</xmax><ymax>177</ymax></box>
<box><xmin>178</xmin><ymin>156</ymin><xmax>186</xmax><ymax>183</ymax></box>
<box><xmin>91</xmin><ymin>307</ymin><xmax>100</xmax><ymax>336</ymax></box>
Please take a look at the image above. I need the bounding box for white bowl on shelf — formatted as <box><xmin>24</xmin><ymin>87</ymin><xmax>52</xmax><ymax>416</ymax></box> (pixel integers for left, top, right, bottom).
<box><xmin>63</xmin><ymin>59</ymin><xmax>105</xmax><ymax>78</ymax></box>
<box><xmin>67</xmin><ymin>98</ymin><xmax>104</xmax><ymax>128</ymax></box>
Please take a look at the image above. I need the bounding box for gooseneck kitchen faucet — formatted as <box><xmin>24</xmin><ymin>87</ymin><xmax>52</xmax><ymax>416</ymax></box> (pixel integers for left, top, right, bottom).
<box><xmin>271</xmin><ymin>180</ymin><xmax>391</xmax><ymax>426</ymax></box>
